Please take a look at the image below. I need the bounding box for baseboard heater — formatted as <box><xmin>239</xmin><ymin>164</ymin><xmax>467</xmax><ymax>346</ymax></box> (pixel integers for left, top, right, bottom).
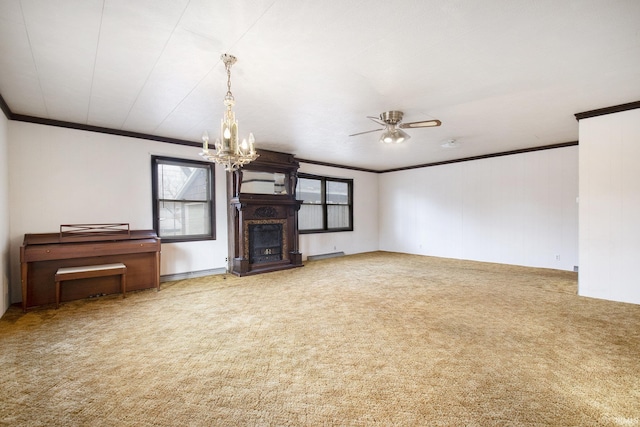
<box><xmin>160</xmin><ymin>267</ymin><xmax>227</xmax><ymax>282</ymax></box>
<box><xmin>307</xmin><ymin>251</ymin><xmax>345</xmax><ymax>261</ymax></box>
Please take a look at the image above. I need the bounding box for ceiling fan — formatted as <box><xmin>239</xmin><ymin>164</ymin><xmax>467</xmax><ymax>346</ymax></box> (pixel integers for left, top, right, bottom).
<box><xmin>349</xmin><ymin>111</ymin><xmax>441</xmax><ymax>144</ymax></box>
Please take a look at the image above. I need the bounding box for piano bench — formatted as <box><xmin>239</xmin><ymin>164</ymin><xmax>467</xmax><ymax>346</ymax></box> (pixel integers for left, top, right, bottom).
<box><xmin>54</xmin><ymin>263</ymin><xmax>127</xmax><ymax>309</ymax></box>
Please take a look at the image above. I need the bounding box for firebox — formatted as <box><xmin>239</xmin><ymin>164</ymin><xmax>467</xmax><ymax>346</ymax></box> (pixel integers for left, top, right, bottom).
<box><xmin>249</xmin><ymin>223</ymin><xmax>283</xmax><ymax>264</ymax></box>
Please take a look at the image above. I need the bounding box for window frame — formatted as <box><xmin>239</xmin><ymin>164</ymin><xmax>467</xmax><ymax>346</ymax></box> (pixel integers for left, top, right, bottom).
<box><xmin>296</xmin><ymin>173</ymin><xmax>353</xmax><ymax>234</ymax></box>
<box><xmin>151</xmin><ymin>155</ymin><xmax>216</xmax><ymax>243</ymax></box>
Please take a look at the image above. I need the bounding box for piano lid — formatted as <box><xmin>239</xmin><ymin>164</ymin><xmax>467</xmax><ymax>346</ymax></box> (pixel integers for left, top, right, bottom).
<box><xmin>23</xmin><ymin>229</ymin><xmax>158</xmax><ymax>246</ymax></box>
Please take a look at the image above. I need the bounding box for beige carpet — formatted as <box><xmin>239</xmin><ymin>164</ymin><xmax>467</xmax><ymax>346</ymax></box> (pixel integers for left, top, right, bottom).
<box><xmin>1</xmin><ymin>252</ymin><xmax>639</xmax><ymax>426</ymax></box>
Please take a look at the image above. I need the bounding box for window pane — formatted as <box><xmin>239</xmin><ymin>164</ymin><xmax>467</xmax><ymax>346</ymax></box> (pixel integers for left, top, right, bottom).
<box><xmin>328</xmin><ymin>205</ymin><xmax>350</xmax><ymax>229</ymax></box>
<box><xmin>159</xmin><ymin>201</ymin><xmax>183</xmax><ymax>236</ymax></box>
<box><xmin>296</xmin><ymin>178</ymin><xmax>322</xmax><ymax>204</ymax></box>
<box><xmin>158</xmin><ymin>164</ymin><xmax>208</xmax><ymax>201</ymax></box>
<box><xmin>298</xmin><ymin>205</ymin><xmax>323</xmax><ymax>230</ymax></box>
<box><xmin>159</xmin><ymin>201</ymin><xmax>211</xmax><ymax>236</ymax></box>
<box><xmin>184</xmin><ymin>202</ymin><xmax>211</xmax><ymax>235</ymax></box>
<box><xmin>327</xmin><ymin>181</ymin><xmax>348</xmax><ymax>205</ymax></box>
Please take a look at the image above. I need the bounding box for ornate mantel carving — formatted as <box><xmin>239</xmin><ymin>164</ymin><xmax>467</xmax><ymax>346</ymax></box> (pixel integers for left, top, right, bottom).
<box><xmin>254</xmin><ymin>206</ymin><xmax>278</xmax><ymax>218</ymax></box>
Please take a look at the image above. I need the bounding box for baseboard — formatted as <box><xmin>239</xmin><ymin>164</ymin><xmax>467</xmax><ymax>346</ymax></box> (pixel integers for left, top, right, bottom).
<box><xmin>307</xmin><ymin>251</ymin><xmax>345</xmax><ymax>261</ymax></box>
<box><xmin>160</xmin><ymin>268</ymin><xmax>227</xmax><ymax>282</ymax></box>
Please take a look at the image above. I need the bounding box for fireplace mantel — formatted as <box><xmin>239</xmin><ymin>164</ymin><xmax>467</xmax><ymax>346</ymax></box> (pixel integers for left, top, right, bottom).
<box><xmin>227</xmin><ymin>150</ymin><xmax>303</xmax><ymax>276</ymax></box>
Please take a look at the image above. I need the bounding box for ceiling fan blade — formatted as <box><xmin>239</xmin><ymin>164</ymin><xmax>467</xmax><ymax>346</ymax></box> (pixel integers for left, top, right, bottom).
<box><xmin>367</xmin><ymin>116</ymin><xmax>386</xmax><ymax>126</ymax></box>
<box><xmin>349</xmin><ymin>128</ymin><xmax>384</xmax><ymax>137</ymax></box>
<box><xmin>399</xmin><ymin>119</ymin><xmax>442</xmax><ymax>129</ymax></box>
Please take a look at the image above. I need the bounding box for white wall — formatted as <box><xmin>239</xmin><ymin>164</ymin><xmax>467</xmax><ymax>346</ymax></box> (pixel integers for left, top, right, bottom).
<box><xmin>579</xmin><ymin>109</ymin><xmax>640</xmax><ymax>305</ymax></box>
<box><xmin>0</xmin><ymin>112</ymin><xmax>9</xmax><ymax>315</ymax></box>
<box><xmin>379</xmin><ymin>146</ymin><xmax>579</xmax><ymax>271</ymax></box>
<box><xmin>297</xmin><ymin>163</ymin><xmax>378</xmax><ymax>259</ymax></box>
<box><xmin>8</xmin><ymin>121</ymin><xmax>229</xmax><ymax>304</ymax></box>
<box><xmin>5</xmin><ymin>119</ymin><xmax>582</xmax><ymax>308</ymax></box>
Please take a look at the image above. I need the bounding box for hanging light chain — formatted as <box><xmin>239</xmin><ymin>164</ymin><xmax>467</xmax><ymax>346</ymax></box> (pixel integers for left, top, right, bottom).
<box><xmin>226</xmin><ymin>61</ymin><xmax>232</xmax><ymax>97</ymax></box>
<box><xmin>222</xmin><ymin>54</ymin><xmax>237</xmax><ymax>103</ymax></box>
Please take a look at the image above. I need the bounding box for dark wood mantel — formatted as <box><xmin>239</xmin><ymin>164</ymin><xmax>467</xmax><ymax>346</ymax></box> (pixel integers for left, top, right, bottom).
<box><xmin>227</xmin><ymin>150</ymin><xmax>303</xmax><ymax>276</ymax></box>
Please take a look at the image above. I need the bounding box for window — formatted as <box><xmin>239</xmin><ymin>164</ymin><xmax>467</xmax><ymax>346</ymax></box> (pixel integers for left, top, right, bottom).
<box><xmin>152</xmin><ymin>156</ymin><xmax>215</xmax><ymax>242</ymax></box>
<box><xmin>296</xmin><ymin>174</ymin><xmax>353</xmax><ymax>233</ymax></box>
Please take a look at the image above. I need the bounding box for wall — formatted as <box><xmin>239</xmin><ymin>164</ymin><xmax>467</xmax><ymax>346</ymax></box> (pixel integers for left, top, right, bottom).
<box><xmin>379</xmin><ymin>146</ymin><xmax>579</xmax><ymax>271</ymax></box>
<box><xmin>297</xmin><ymin>163</ymin><xmax>378</xmax><ymax>259</ymax></box>
<box><xmin>5</xmin><ymin>119</ymin><xmax>582</xmax><ymax>308</ymax></box>
<box><xmin>8</xmin><ymin>121</ymin><xmax>229</xmax><ymax>305</ymax></box>
<box><xmin>578</xmin><ymin>109</ymin><xmax>640</xmax><ymax>305</ymax></box>
<box><xmin>0</xmin><ymin>112</ymin><xmax>9</xmax><ymax>315</ymax></box>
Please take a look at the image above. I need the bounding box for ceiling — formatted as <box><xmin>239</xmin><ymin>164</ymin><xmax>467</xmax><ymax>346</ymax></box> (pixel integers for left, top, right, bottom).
<box><xmin>1</xmin><ymin>0</ymin><xmax>639</xmax><ymax>171</ymax></box>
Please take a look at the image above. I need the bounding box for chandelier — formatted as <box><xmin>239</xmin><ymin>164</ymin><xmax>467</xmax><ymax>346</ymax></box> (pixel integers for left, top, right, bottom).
<box><xmin>200</xmin><ymin>54</ymin><xmax>259</xmax><ymax>172</ymax></box>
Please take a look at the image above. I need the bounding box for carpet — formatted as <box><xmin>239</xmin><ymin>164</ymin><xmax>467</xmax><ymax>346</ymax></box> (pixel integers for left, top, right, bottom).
<box><xmin>1</xmin><ymin>252</ymin><xmax>639</xmax><ymax>426</ymax></box>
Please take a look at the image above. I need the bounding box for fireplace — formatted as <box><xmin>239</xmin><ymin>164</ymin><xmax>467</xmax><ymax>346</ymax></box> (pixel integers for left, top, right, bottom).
<box><xmin>249</xmin><ymin>223</ymin><xmax>283</xmax><ymax>264</ymax></box>
<box><xmin>227</xmin><ymin>150</ymin><xmax>303</xmax><ymax>276</ymax></box>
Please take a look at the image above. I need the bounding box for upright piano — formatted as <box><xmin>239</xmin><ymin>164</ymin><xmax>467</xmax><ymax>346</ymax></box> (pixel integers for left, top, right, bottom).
<box><xmin>20</xmin><ymin>224</ymin><xmax>161</xmax><ymax>311</ymax></box>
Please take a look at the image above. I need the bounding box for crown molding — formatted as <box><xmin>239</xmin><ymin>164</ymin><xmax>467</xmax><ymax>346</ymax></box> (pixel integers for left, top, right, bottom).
<box><xmin>11</xmin><ymin>113</ymin><xmax>199</xmax><ymax>147</ymax></box>
<box><xmin>575</xmin><ymin>100</ymin><xmax>640</xmax><ymax>121</ymax></box>
<box><xmin>0</xmin><ymin>94</ymin><xmax>12</xmax><ymax>120</ymax></box>
<box><xmin>296</xmin><ymin>158</ymin><xmax>378</xmax><ymax>174</ymax></box>
<box><xmin>0</xmin><ymin>93</ymin><xmax>199</xmax><ymax>147</ymax></box>
<box><xmin>379</xmin><ymin>142</ymin><xmax>579</xmax><ymax>174</ymax></box>
<box><xmin>1</xmin><ymin>93</ymin><xmax>579</xmax><ymax>174</ymax></box>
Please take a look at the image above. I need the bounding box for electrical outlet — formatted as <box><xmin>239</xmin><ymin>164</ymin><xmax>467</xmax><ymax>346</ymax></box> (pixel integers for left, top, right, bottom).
<box><xmin>555</xmin><ymin>254</ymin><xmax>560</xmax><ymax>261</ymax></box>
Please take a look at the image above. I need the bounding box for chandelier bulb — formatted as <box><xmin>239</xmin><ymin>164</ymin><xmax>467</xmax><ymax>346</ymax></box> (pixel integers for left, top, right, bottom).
<box><xmin>202</xmin><ymin>132</ymin><xmax>209</xmax><ymax>151</ymax></box>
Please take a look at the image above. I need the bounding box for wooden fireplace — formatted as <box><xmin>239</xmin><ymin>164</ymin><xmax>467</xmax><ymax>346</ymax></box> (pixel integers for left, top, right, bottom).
<box><xmin>227</xmin><ymin>149</ymin><xmax>303</xmax><ymax>276</ymax></box>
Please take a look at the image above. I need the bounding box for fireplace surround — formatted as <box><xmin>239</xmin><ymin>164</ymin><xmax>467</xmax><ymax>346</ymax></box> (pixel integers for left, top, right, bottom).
<box><xmin>227</xmin><ymin>150</ymin><xmax>303</xmax><ymax>276</ymax></box>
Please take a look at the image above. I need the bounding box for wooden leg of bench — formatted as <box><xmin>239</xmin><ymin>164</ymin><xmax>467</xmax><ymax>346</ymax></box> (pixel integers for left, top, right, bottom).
<box><xmin>21</xmin><ymin>262</ymin><xmax>28</xmax><ymax>313</ymax></box>
<box><xmin>55</xmin><ymin>280</ymin><xmax>61</xmax><ymax>309</ymax></box>
<box><xmin>121</xmin><ymin>273</ymin><xmax>126</xmax><ymax>298</ymax></box>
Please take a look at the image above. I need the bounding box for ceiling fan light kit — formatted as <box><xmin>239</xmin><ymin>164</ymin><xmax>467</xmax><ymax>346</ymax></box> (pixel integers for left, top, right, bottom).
<box><xmin>350</xmin><ymin>110</ymin><xmax>441</xmax><ymax>143</ymax></box>
<box><xmin>380</xmin><ymin>125</ymin><xmax>410</xmax><ymax>144</ymax></box>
